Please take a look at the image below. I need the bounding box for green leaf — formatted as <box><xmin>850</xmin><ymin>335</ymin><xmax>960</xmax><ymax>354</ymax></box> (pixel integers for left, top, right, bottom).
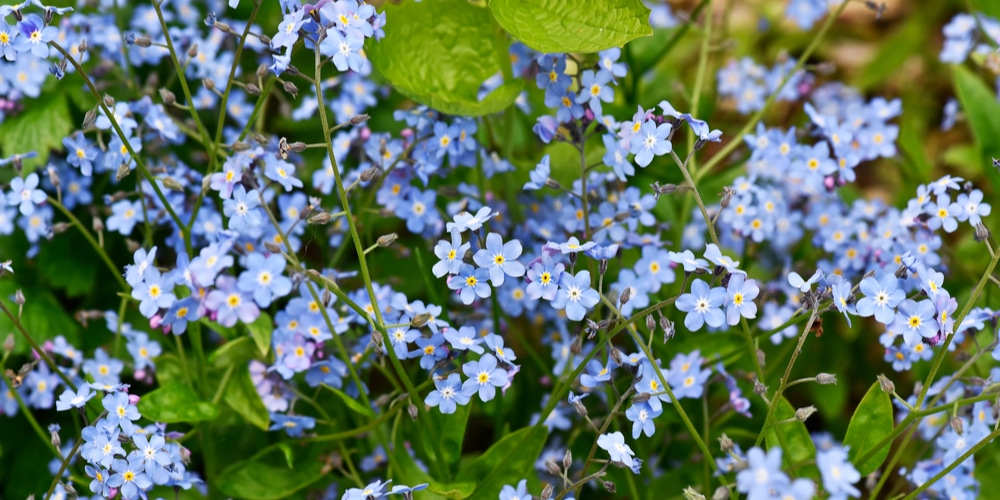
<box><xmin>764</xmin><ymin>397</ymin><xmax>819</xmax><ymax>479</ymax></box>
<box><xmin>223</xmin><ymin>364</ymin><xmax>271</xmax><ymax>431</ymax></box>
<box><xmin>952</xmin><ymin>65</ymin><xmax>1000</xmax><ymax>191</ymax></box>
<box><xmin>210</xmin><ymin>336</ymin><xmax>258</xmax><ymax>370</ymax></box>
<box><xmin>489</xmin><ymin>0</ymin><xmax>651</xmax><ymax>53</ymax></box>
<box><xmin>0</xmin><ymin>283</ymin><xmax>81</xmax><ymax>356</ymax></box>
<box><xmin>36</xmin><ymin>231</ymin><xmax>97</xmax><ymax>297</ymax></box>
<box><xmin>216</xmin><ymin>444</ymin><xmax>326</xmax><ymax>499</ymax></box>
<box><xmin>246</xmin><ymin>312</ymin><xmax>272</xmax><ymax>356</ymax></box>
<box><xmin>321</xmin><ymin>384</ymin><xmax>374</xmax><ymax>418</ymax></box>
<box><xmin>457</xmin><ymin>425</ymin><xmax>548</xmax><ymax>498</ymax></box>
<box><xmin>0</xmin><ymin>95</ymin><xmax>73</xmax><ymax>172</ymax></box>
<box><xmin>393</xmin><ymin>418</ymin><xmax>475</xmax><ymax>499</ymax></box>
<box><xmin>138</xmin><ymin>383</ymin><xmax>219</xmax><ymax>424</ymax></box>
<box><xmin>367</xmin><ymin>0</ymin><xmax>522</xmax><ymax>116</ymax></box>
<box><xmin>844</xmin><ymin>381</ymin><xmax>894</xmax><ymax>476</ymax></box>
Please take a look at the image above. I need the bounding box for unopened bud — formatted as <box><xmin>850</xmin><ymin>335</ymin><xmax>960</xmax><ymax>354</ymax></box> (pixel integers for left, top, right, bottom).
<box><xmin>214</xmin><ymin>21</ymin><xmax>232</xmax><ymax>33</ymax></box>
<box><xmin>877</xmin><ymin>373</ymin><xmax>895</xmax><ymax>394</ymax></box>
<box><xmin>603</xmin><ymin>481</ymin><xmax>616</xmax><ymax>493</ymax></box>
<box><xmin>633</xmin><ymin>392</ymin><xmax>651</xmax><ymax>403</ymax></box>
<box><xmin>682</xmin><ymin>486</ymin><xmax>707</xmax><ymax>500</ymax></box>
<box><xmin>544</xmin><ymin>459</ymin><xmax>560</xmax><ymax>476</ymax></box>
<box><xmin>77</xmin><ymin>38</ymin><xmax>88</xmax><ymax>55</ymax></box>
<box><xmin>562</xmin><ymin>449</ymin><xmax>573</xmax><ymax>470</ymax></box>
<box><xmin>718</xmin><ymin>433</ymin><xmax>734</xmax><ymax>453</ymax></box>
<box><xmin>610</xmin><ymin>348</ymin><xmax>623</xmax><ymax>366</ymax></box>
<box><xmin>3</xmin><ymin>334</ymin><xmax>14</xmax><ymax>353</ymax></box>
<box><xmin>288</xmin><ymin>141</ymin><xmax>307</xmax><ymax>153</ymax></box>
<box><xmin>619</xmin><ymin>286</ymin><xmax>632</xmax><ymax>306</ymax></box>
<box><xmin>975</xmin><ymin>222</ymin><xmax>990</xmax><ymax>242</ymax></box>
<box><xmin>816</xmin><ymin>373</ymin><xmax>838</xmax><ymax>385</ymax></box>
<box><xmin>92</xmin><ymin>216</ymin><xmax>104</xmax><ymax>233</ymax></box>
<box><xmin>14</xmin><ymin>289</ymin><xmax>25</xmax><ymax>306</ymax></box>
<box><xmin>48</xmin><ymin>423</ymin><xmax>61</xmax><ymax>449</ymax></box>
<box><xmin>256</xmin><ymin>64</ymin><xmax>268</xmax><ymax>78</ymax></box>
<box><xmin>951</xmin><ymin>416</ymin><xmax>964</xmax><ymax>435</ymax></box>
<box><xmin>134</xmin><ymin>35</ymin><xmax>152</xmax><ymax>47</ymax></box>
<box><xmin>187</xmin><ymin>42</ymin><xmax>199</xmax><ymax>58</ymax></box>
<box><xmin>116</xmin><ymin>162</ymin><xmax>131</xmax><ymax>181</ymax></box>
<box><xmin>753</xmin><ymin>377</ymin><xmax>767</xmax><ymax>397</ymax></box>
<box><xmin>660</xmin><ymin>316</ymin><xmax>675</xmax><ymax>343</ymax></box>
<box><xmin>570</xmin><ymin>335</ymin><xmax>582</xmax><ymax>355</ymax></box>
<box><xmin>246</xmin><ymin>83</ymin><xmax>261</xmax><ymax>96</ymax></box>
<box><xmin>541</xmin><ymin>483</ymin><xmax>554</xmax><ymax>500</ymax></box>
<box><xmin>795</xmin><ymin>405</ymin><xmax>817</xmax><ymax>422</ymax></box>
<box><xmin>645</xmin><ymin>315</ymin><xmax>656</xmax><ymax>331</ymax></box>
<box><xmin>52</xmin><ymin>222</ymin><xmax>70</xmax><ymax>234</ymax></box>
<box><xmin>361</xmin><ymin>165</ymin><xmax>380</xmax><ymax>182</ymax></box>
<box><xmin>162</xmin><ymin>177</ymin><xmax>184</xmax><ymax>191</ymax></box>
<box><xmin>350</xmin><ymin>114</ymin><xmax>370</xmax><ymax>125</ymax></box>
<box><xmin>264</xmin><ymin>241</ymin><xmax>282</xmax><ymax>253</ymax></box>
<box><xmin>408</xmin><ymin>403</ymin><xmax>418</xmax><ymax>421</ymax></box>
<box><xmin>83</xmin><ymin>109</ymin><xmax>97</xmax><ymax>129</ymax></box>
<box><xmin>158</xmin><ymin>87</ymin><xmax>176</xmax><ymax>105</ymax></box>
<box><xmin>308</xmin><ymin>212</ymin><xmax>331</xmax><ymax>225</ymax></box>
<box><xmin>720</xmin><ymin>186</ymin><xmax>735</xmax><ymax>209</ymax></box>
<box><xmin>46</xmin><ymin>166</ymin><xmax>61</xmax><ymax>188</ymax></box>
<box><xmin>571</xmin><ymin>397</ymin><xmax>587</xmax><ymax>416</ymax></box>
<box><xmin>411</xmin><ymin>313</ymin><xmax>431</xmax><ymax>328</ymax></box>
<box><xmin>63</xmin><ymin>482</ymin><xmax>77</xmax><ymax>497</ymax></box>
<box><xmin>203</xmin><ymin>78</ymin><xmax>216</xmax><ymax>91</ymax></box>
<box><xmin>371</xmin><ymin>330</ymin><xmax>382</xmax><ymax>347</ymax></box>
<box><xmin>377</xmin><ymin>233</ymin><xmax>398</xmax><ymax>247</ymax></box>
<box><xmin>544</xmin><ymin>178</ymin><xmax>561</xmax><ymax>190</ymax></box>
<box><xmin>894</xmin><ymin>264</ymin><xmax>908</xmax><ymax>279</ymax></box>
<box><xmin>282</xmin><ymin>81</ymin><xmax>299</xmax><ymax>97</ymax></box>
<box><xmin>103</xmin><ymin>94</ymin><xmax>115</xmax><ymax>107</ymax></box>
<box><xmin>711</xmin><ymin>486</ymin><xmax>730</xmax><ymax>500</ymax></box>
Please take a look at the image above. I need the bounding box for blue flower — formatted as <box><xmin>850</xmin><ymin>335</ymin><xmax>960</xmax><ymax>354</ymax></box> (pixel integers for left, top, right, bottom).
<box><xmin>473</xmin><ymin>232</ymin><xmax>525</xmax><ymax>287</ymax></box>
<box><xmin>925</xmin><ymin>195</ymin><xmax>959</xmax><ymax>233</ymax></box>
<box><xmin>524</xmin><ymin>155</ymin><xmax>550</xmax><ymax>190</ymax></box>
<box><xmin>106</xmin><ymin>199</ymin><xmax>143</xmax><ymax>235</ymax></box>
<box><xmin>264</xmin><ymin>155</ymin><xmax>303</xmax><ymax>191</ymax></box>
<box><xmin>625</xmin><ymin>401</ymin><xmax>661</xmax><ymax>439</ymax></box>
<box><xmin>445</xmin><ymin>326</ymin><xmax>484</xmax><ymax>354</ymax></box>
<box><xmin>526</xmin><ymin>253</ymin><xmax>564</xmax><ymax>301</ymax></box>
<box><xmin>397</xmin><ymin>189</ymin><xmax>440</xmax><ymax>234</ymax></box>
<box><xmin>629</xmin><ymin>120</ymin><xmax>672</xmax><ymax>167</ymax></box>
<box><xmin>736</xmin><ymin>446</ymin><xmax>790</xmax><ymax>499</ymax></box>
<box><xmin>432</xmin><ymin>229</ymin><xmax>470</xmax><ymax>277</ymax></box>
<box><xmin>725</xmin><ymin>274</ymin><xmax>759</xmax><ymax>325</ymax></box>
<box><xmin>576</xmin><ymin>69</ymin><xmax>614</xmax><ymax>116</ymax></box>
<box><xmin>126</xmin><ymin>332</ymin><xmax>161</xmax><ymax>372</ymax></box>
<box><xmin>108</xmin><ymin>458</ymin><xmax>152</xmax><ymax>499</ymax></box>
<box><xmin>322</xmin><ymin>29</ymin><xmax>365</xmax><ymax>72</ymax></box>
<box><xmin>63</xmin><ymin>134</ymin><xmax>100</xmax><ymax>176</ymax></box>
<box><xmin>483</xmin><ymin>333</ymin><xmax>517</xmax><ymax>365</ymax></box>
<box><xmin>499</xmin><ymin>479</ymin><xmax>531</xmax><ymax>500</ymax></box>
<box><xmin>675</xmin><ymin>279</ymin><xmax>726</xmax><ymax>331</ymax></box>
<box><xmin>409</xmin><ymin>333</ymin><xmax>448</xmax><ymax>370</ymax></box>
<box><xmin>816</xmin><ymin>445</ymin><xmax>861</xmax><ymax>498</ymax></box>
<box><xmin>448</xmin><ymin>264</ymin><xmax>491</xmax><ymax>304</ymax></box>
<box><xmin>831</xmin><ymin>278</ymin><xmax>855</xmax><ymax>326</ymax></box>
<box><xmin>461</xmin><ymin>354</ymin><xmax>507</xmax><ymax>402</ymax></box>
<box><xmin>7</xmin><ymin>172</ymin><xmax>46</xmax><ymax>215</ymax></box>
<box><xmin>204</xmin><ymin>276</ymin><xmax>259</xmax><ymax>327</ymax></box>
<box><xmin>890</xmin><ymin>299</ymin><xmax>938</xmax><ymax>347</ymax></box>
<box><xmin>597</xmin><ymin>431</ymin><xmax>635</xmax><ymax>467</ymax></box>
<box><xmin>425</xmin><ymin>373</ymin><xmax>470</xmax><ymax>414</ymax></box>
<box><xmin>131</xmin><ymin>267</ymin><xmax>176</xmax><ymax>318</ymax></box>
<box><xmin>238</xmin><ymin>252</ymin><xmax>292</xmax><ymax>307</ymax></box>
<box><xmin>343</xmin><ymin>479</ymin><xmax>392</xmax><ymax>500</ymax></box>
<box><xmin>102</xmin><ymin>392</ymin><xmax>140</xmax><ymax>434</ymax></box>
<box><xmin>551</xmin><ymin>270</ymin><xmax>599</xmax><ymax>321</ymax></box>
<box><xmin>14</xmin><ymin>14</ymin><xmax>58</xmax><ymax>58</ymax></box>
<box><xmin>855</xmin><ymin>274</ymin><xmax>904</xmax><ymax>325</ymax></box>
<box><xmin>162</xmin><ymin>296</ymin><xmax>201</xmax><ymax>335</ymax></box>
<box><xmin>269</xmin><ymin>412</ymin><xmax>315</xmax><ymax>437</ymax></box>
<box><xmin>55</xmin><ymin>385</ymin><xmax>94</xmax><ymax>411</ymax></box>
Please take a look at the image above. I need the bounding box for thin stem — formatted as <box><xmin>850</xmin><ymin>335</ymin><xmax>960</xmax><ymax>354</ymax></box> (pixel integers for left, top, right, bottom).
<box><xmin>47</xmin><ymin>196</ymin><xmax>129</xmax><ymax>291</ymax></box>
<box><xmin>754</xmin><ymin>308</ymin><xmax>818</xmax><ymax>446</ymax></box>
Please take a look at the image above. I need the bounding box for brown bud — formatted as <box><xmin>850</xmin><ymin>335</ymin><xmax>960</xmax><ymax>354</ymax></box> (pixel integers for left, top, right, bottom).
<box><xmin>619</xmin><ymin>286</ymin><xmax>632</xmax><ymax>306</ymax></box>
<box><xmin>371</xmin><ymin>330</ymin><xmax>383</xmax><ymax>347</ymax></box>
<box><xmin>92</xmin><ymin>215</ymin><xmax>104</xmax><ymax>233</ymax></box>
<box><xmin>408</xmin><ymin>403</ymin><xmax>418</xmax><ymax>421</ymax></box>
<box><xmin>610</xmin><ymin>348</ymin><xmax>623</xmax><ymax>366</ymax></box>
<box><xmin>411</xmin><ymin>313</ymin><xmax>431</xmax><ymax>328</ymax></box>
<box><xmin>951</xmin><ymin>416</ymin><xmax>964</xmax><ymax>435</ymax></box>
<box><xmin>308</xmin><ymin>212</ymin><xmax>331</xmax><ymax>225</ymax></box>
<box><xmin>162</xmin><ymin>177</ymin><xmax>184</xmax><ymax>191</ymax></box>
<box><xmin>603</xmin><ymin>481</ymin><xmax>616</xmax><ymax>493</ymax></box>
<box><xmin>350</xmin><ymin>113</ymin><xmax>370</xmax><ymax>125</ymax></box>
<box><xmin>83</xmin><ymin>109</ymin><xmax>98</xmax><ymax>129</ymax></box>
<box><xmin>51</xmin><ymin>222</ymin><xmax>70</xmax><ymax>234</ymax></box>
<box><xmin>878</xmin><ymin>373</ymin><xmax>895</xmax><ymax>394</ymax></box>
<box><xmin>158</xmin><ymin>87</ymin><xmax>176</xmax><ymax>105</ymax></box>
<box><xmin>646</xmin><ymin>315</ymin><xmax>656</xmax><ymax>331</ymax></box>
<box><xmin>282</xmin><ymin>80</ymin><xmax>299</xmax><ymax>97</ymax></box>
<box><xmin>246</xmin><ymin>83</ymin><xmax>261</xmax><ymax>96</ymax></box>
<box><xmin>711</xmin><ymin>486</ymin><xmax>730</xmax><ymax>500</ymax></box>
<box><xmin>544</xmin><ymin>459</ymin><xmax>560</xmax><ymax>476</ymax></box>
<box><xmin>134</xmin><ymin>36</ymin><xmax>152</xmax><ymax>47</ymax></box>
<box><xmin>541</xmin><ymin>483</ymin><xmax>554</xmax><ymax>500</ymax></box>
<box><xmin>264</xmin><ymin>241</ymin><xmax>282</xmax><ymax>253</ymax></box>
<box><xmin>633</xmin><ymin>392</ymin><xmax>651</xmax><ymax>403</ymax></box>
<box><xmin>187</xmin><ymin>43</ymin><xmax>199</xmax><ymax>59</ymax></box>
<box><xmin>103</xmin><ymin>94</ymin><xmax>115</xmax><ymax>107</ymax></box>
<box><xmin>14</xmin><ymin>289</ymin><xmax>25</xmax><ymax>306</ymax></box>
<box><xmin>682</xmin><ymin>487</ymin><xmax>707</xmax><ymax>500</ymax></box>
<box><xmin>562</xmin><ymin>449</ymin><xmax>573</xmax><ymax>470</ymax></box>
<box><xmin>718</xmin><ymin>433</ymin><xmax>734</xmax><ymax>453</ymax></box>
<box><xmin>360</xmin><ymin>165</ymin><xmax>381</xmax><ymax>182</ymax></box>
<box><xmin>115</xmin><ymin>162</ymin><xmax>131</xmax><ymax>181</ymax></box>
<box><xmin>753</xmin><ymin>377</ymin><xmax>767</xmax><ymax>397</ymax></box>
<box><xmin>203</xmin><ymin>78</ymin><xmax>216</xmax><ymax>91</ymax></box>
<box><xmin>377</xmin><ymin>233</ymin><xmax>398</xmax><ymax>247</ymax></box>
<box><xmin>816</xmin><ymin>373</ymin><xmax>838</xmax><ymax>385</ymax></box>
<box><xmin>544</xmin><ymin>178</ymin><xmax>561</xmax><ymax>190</ymax></box>
<box><xmin>795</xmin><ymin>405</ymin><xmax>817</xmax><ymax>422</ymax></box>
<box><xmin>975</xmin><ymin>222</ymin><xmax>990</xmax><ymax>242</ymax></box>
<box><xmin>2</xmin><ymin>334</ymin><xmax>14</xmax><ymax>353</ymax></box>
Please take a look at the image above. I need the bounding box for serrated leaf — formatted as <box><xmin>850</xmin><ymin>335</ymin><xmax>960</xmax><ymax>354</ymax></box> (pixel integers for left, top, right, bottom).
<box><xmin>0</xmin><ymin>94</ymin><xmax>73</xmax><ymax>172</ymax></box>
<box><xmin>952</xmin><ymin>65</ymin><xmax>1000</xmax><ymax>191</ymax></box>
<box><xmin>764</xmin><ymin>397</ymin><xmax>819</xmax><ymax>479</ymax></box>
<box><xmin>246</xmin><ymin>312</ymin><xmax>272</xmax><ymax>356</ymax></box>
<box><xmin>138</xmin><ymin>383</ymin><xmax>219</xmax><ymax>424</ymax></box>
<box><xmin>367</xmin><ymin>0</ymin><xmax>522</xmax><ymax>116</ymax></box>
<box><xmin>210</xmin><ymin>336</ymin><xmax>258</xmax><ymax>370</ymax></box>
<box><xmin>457</xmin><ymin>425</ymin><xmax>548</xmax><ymax>498</ymax></box>
<box><xmin>216</xmin><ymin>444</ymin><xmax>326</xmax><ymax>499</ymax></box>
<box><xmin>844</xmin><ymin>381</ymin><xmax>894</xmax><ymax>476</ymax></box>
<box><xmin>489</xmin><ymin>0</ymin><xmax>651</xmax><ymax>53</ymax></box>
<box><xmin>223</xmin><ymin>364</ymin><xmax>270</xmax><ymax>431</ymax></box>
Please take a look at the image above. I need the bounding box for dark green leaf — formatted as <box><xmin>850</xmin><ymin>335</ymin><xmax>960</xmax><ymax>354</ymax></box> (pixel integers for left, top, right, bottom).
<box><xmin>246</xmin><ymin>312</ymin><xmax>272</xmax><ymax>356</ymax></box>
<box><xmin>36</xmin><ymin>231</ymin><xmax>97</xmax><ymax>297</ymax></box>
<box><xmin>210</xmin><ymin>336</ymin><xmax>258</xmax><ymax>370</ymax></box>
<box><xmin>393</xmin><ymin>418</ymin><xmax>475</xmax><ymax>499</ymax></box>
<box><xmin>489</xmin><ymin>0</ymin><xmax>651</xmax><ymax>53</ymax></box>
<box><xmin>138</xmin><ymin>383</ymin><xmax>219</xmax><ymax>424</ymax></box>
<box><xmin>216</xmin><ymin>444</ymin><xmax>326</xmax><ymax>499</ymax></box>
<box><xmin>430</xmin><ymin>398</ymin><xmax>472</xmax><ymax>465</ymax></box>
<box><xmin>223</xmin><ymin>364</ymin><xmax>271</xmax><ymax>431</ymax></box>
<box><xmin>321</xmin><ymin>384</ymin><xmax>374</xmax><ymax>418</ymax></box>
<box><xmin>764</xmin><ymin>397</ymin><xmax>819</xmax><ymax>479</ymax></box>
<box><xmin>0</xmin><ymin>95</ymin><xmax>73</xmax><ymax>172</ymax></box>
<box><xmin>844</xmin><ymin>381</ymin><xmax>894</xmax><ymax>476</ymax></box>
<box><xmin>367</xmin><ymin>0</ymin><xmax>522</xmax><ymax>116</ymax></box>
<box><xmin>0</xmin><ymin>283</ymin><xmax>81</xmax><ymax>356</ymax></box>
<box><xmin>457</xmin><ymin>425</ymin><xmax>548</xmax><ymax>498</ymax></box>
<box><xmin>952</xmin><ymin>65</ymin><xmax>1000</xmax><ymax>191</ymax></box>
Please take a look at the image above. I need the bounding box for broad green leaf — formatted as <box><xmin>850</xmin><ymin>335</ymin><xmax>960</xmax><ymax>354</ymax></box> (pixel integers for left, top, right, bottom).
<box><xmin>0</xmin><ymin>283</ymin><xmax>81</xmax><ymax>356</ymax></box>
<box><xmin>321</xmin><ymin>384</ymin><xmax>374</xmax><ymax>418</ymax></box>
<box><xmin>210</xmin><ymin>336</ymin><xmax>258</xmax><ymax>370</ymax></box>
<box><xmin>223</xmin><ymin>364</ymin><xmax>271</xmax><ymax>431</ymax></box>
<box><xmin>457</xmin><ymin>425</ymin><xmax>548</xmax><ymax>498</ymax></box>
<box><xmin>0</xmin><ymin>94</ymin><xmax>73</xmax><ymax>172</ymax></box>
<box><xmin>138</xmin><ymin>383</ymin><xmax>219</xmax><ymax>424</ymax></box>
<box><xmin>489</xmin><ymin>0</ymin><xmax>651</xmax><ymax>53</ymax></box>
<box><xmin>246</xmin><ymin>312</ymin><xmax>272</xmax><ymax>356</ymax></box>
<box><xmin>36</xmin><ymin>232</ymin><xmax>98</xmax><ymax>297</ymax></box>
<box><xmin>844</xmin><ymin>381</ymin><xmax>894</xmax><ymax>476</ymax></box>
<box><xmin>897</xmin><ymin>101</ymin><xmax>932</xmax><ymax>179</ymax></box>
<box><xmin>154</xmin><ymin>354</ymin><xmax>185</xmax><ymax>388</ymax></box>
<box><xmin>764</xmin><ymin>397</ymin><xmax>819</xmax><ymax>479</ymax></box>
<box><xmin>393</xmin><ymin>420</ymin><xmax>475</xmax><ymax>499</ymax></box>
<box><xmin>430</xmin><ymin>398</ymin><xmax>472</xmax><ymax>465</ymax></box>
<box><xmin>952</xmin><ymin>65</ymin><xmax>1000</xmax><ymax>191</ymax></box>
<box><xmin>216</xmin><ymin>445</ymin><xmax>326</xmax><ymax>499</ymax></box>
<box><xmin>367</xmin><ymin>0</ymin><xmax>522</xmax><ymax>116</ymax></box>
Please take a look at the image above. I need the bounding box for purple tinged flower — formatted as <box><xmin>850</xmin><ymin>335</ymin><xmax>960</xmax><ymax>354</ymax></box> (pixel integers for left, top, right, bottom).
<box><xmin>890</xmin><ymin>299</ymin><xmax>938</xmax><ymax>347</ymax></box>
<box><xmin>7</xmin><ymin>172</ymin><xmax>46</xmax><ymax>215</ymax></box>
<box><xmin>473</xmin><ymin>232</ymin><xmax>525</xmax><ymax>287</ymax></box>
<box><xmin>432</xmin><ymin>229</ymin><xmax>470</xmax><ymax>277</ymax></box>
<box><xmin>272</xmin><ymin>9</ymin><xmax>305</xmax><ymax>49</ymax></box>
<box><xmin>205</xmin><ymin>276</ymin><xmax>259</xmax><ymax>327</ymax></box>
<box><xmin>237</xmin><ymin>252</ymin><xmax>292</xmax><ymax>308</ymax></box>
<box><xmin>425</xmin><ymin>373</ymin><xmax>470</xmax><ymax>414</ymax></box>
<box><xmin>131</xmin><ymin>268</ymin><xmax>176</xmax><ymax>318</ymax></box>
<box><xmin>629</xmin><ymin>120</ymin><xmax>672</xmax><ymax>167</ymax></box>
<box><xmin>448</xmin><ymin>264</ymin><xmax>491</xmax><ymax>305</ymax></box>
<box><xmin>725</xmin><ymin>274</ymin><xmax>759</xmax><ymax>325</ymax></box>
<box><xmin>532</xmin><ymin>115</ymin><xmax>559</xmax><ymax>143</ymax></box>
<box><xmin>597</xmin><ymin>431</ymin><xmax>635</xmax><ymax>467</ymax></box>
<box><xmin>445</xmin><ymin>326</ymin><xmax>484</xmax><ymax>354</ymax></box>
<box><xmin>855</xmin><ymin>274</ymin><xmax>905</xmax><ymax>325</ymax></box>
<box><xmin>551</xmin><ymin>270</ymin><xmax>599</xmax><ymax>321</ymax></box>
<box><xmin>676</xmin><ymin>279</ymin><xmax>726</xmax><ymax>331</ymax></box>
<box><xmin>461</xmin><ymin>354</ymin><xmax>507</xmax><ymax>402</ymax></box>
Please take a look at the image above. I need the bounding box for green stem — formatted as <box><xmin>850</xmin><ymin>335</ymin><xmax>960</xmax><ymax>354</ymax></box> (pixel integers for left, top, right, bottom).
<box><xmin>47</xmin><ymin>196</ymin><xmax>129</xmax><ymax>291</ymax></box>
